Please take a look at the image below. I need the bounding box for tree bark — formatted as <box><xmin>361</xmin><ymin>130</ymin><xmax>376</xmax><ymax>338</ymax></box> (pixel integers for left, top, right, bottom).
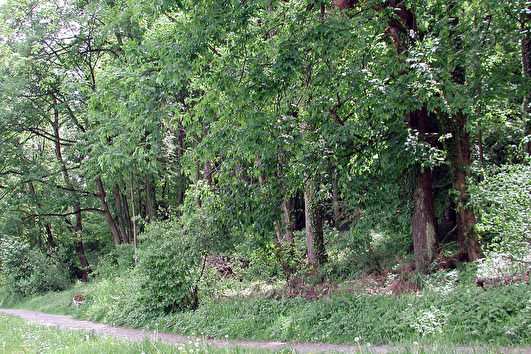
<box><xmin>340</xmin><ymin>0</ymin><xmax>441</xmax><ymax>269</ymax></box>
<box><xmin>96</xmin><ymin>177</ymin><xmax>121</xmax><ymax>245</ymax></box>
<box><xmin>113</xmin><ymin>184</ymin><xmax>131</xmax><ymax>243</ymax></box>
<box><xmin>331</xmin><ymin>167</ymin><xmax>341</xmax><ymax>229</ymax></box>
<box><xmin>130</xmin><ymin>174</ymin><xmax>138</xmax><ymax>262</ymax></box>
<box><xmin>383</xmin><ymin>3</ymin><xmax>440</xmax><ymax>270</ymax></box>
<box><xmin>452</xmin><ymin>113</ymin><xmax>483</xmax><ymax>261</ymax></box>
<box><xmin>177</xmin><ymin>123</ymin><xmax>186</xmax><ymax>205</ymax></box>
<box><xmin>411</xmin><ymin>166</ymin><xmax>439</xmax><ymax>269</ymax></box>
<box><xmin>281</xmin><ymin>197</ymin><xmax>294</xmax><ymax>244</ymax></box>
<box><xmin>408</xmin><ymin>107</ymin><xmax>440</xmax><ymax>270</ymax></box>
<box><xmin>193</xmin><ymin>134</ymin><xmax>202</xmax><ymax>206</ymax></box>
<box><xmin>144</xmin><ymin>175</ymin><xmax>157</xmax><ymax>222</ymax></box>
<box><xmin>121</xmin><ymin>188</ymin><xmax>133</xmax><ymax>244</ymax></box>
<box><xmin>446</xmin><ymin>6</ymin><xmax>483</xmax><ymax>261</ymax></box>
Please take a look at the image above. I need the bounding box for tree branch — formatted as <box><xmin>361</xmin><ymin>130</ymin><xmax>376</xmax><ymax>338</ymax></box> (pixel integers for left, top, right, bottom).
<box><xmin>23</xmin><ymin>208</ymin><xmax>104</xmax><ymax>220</ymax></box>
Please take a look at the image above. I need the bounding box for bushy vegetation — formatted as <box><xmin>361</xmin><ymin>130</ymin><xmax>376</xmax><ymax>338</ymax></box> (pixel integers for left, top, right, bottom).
<box><xmin>0</xmin><ymin>236</ymin><xmax>70</xmax><ymax>300</ymax></box>
<box><xmin>160</xmin><ymin>280</ymin><xmax>531</xmax><ymax>346</ymax></box>
<box><xmin>12</xmin><ymin>267</ymin><xmax>531</xmax><ymax>348</ymax></box>
<box><xmin>2</xmin><ymin>160</ymin><xmax>531</xmax><ymax>349</ymax></box>
<box><xmin>471</xmin><ymin>165</ymin><xmax>531</xmax><ymax>271</ymax></box>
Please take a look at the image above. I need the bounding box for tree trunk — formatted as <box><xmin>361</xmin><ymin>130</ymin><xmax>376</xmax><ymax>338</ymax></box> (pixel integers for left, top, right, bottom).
<box><xmin>384</xmin><ymin>4</ymin><xmax>440</xmax><ymax>270</ymax></box>
<box><xmin>130</xmin><ymin>174</ymin><xmax>138</xmax><ymax>262</ymax></box>
<box><xmin>304</xmin><ymin>178</ymin><xmax>327</xmax><ymax>266</ymax></box>
<box><xmin>281</xmin><ymin>197</ymin><xmax>294</xmax><ymax>244</ymax></box>
<box><xmin>203</xmin><ymin>160</ymin><xmax>212</xmax><ymax>185</ymax></box>
<box><xmin>274</xmin><ymin>221</ymin><xmax>283</xmax><ymax>243</ymax></box>
<box><xmin>331</xmin><ymin>167</ymin><xmax>341</xmax><ymax>229</ymax></box>
<box><xmin>193</xmin><ymin>134</ymin><xmax>202</xmax><ymax>206</ymax></box>
<box><xmin>73</xmin><ymin>202</ymin><xmax>90</xmax><ymax>282</ymax></box>
<box><xmin>408</xmin><ymin>107</ymin><xmax>440</xmax><ymax>270</ymax></box>
<box><xmin>453</xmin><ymin>113</ymin><xmax>483</xmax><ymax>261</ymax></box>
<box><xmin>447</xmin><ymin>7</ymin><xmax>483</xmax><ymax>261</ymax></box>
<box><xmin>122</xmin><ymin>189</ymin><xmax>133</xmax><ymax>244</ymax></box>
<box><xmin>113</xmin><ymin>184</ymin><xmax>130</xmax><ymax>243</ymax></box>
<box><xmin>411</xmin><ymin>166</ymin><xmax>439</xmax><ymax>269</ymax></box>
<box><xmin>96</xmin><ymin>177</ymin><xmax>121</xmax><ymax>245</ymax></box>
<box><xmin>144</xmin><ymin>175</ymin><xmax>157</xmax><ymax>222</ymax></box>
<box><xmin>177</xmin><ymin>123</ymin><xmax>186</xmax><ymax>205</ymax></box>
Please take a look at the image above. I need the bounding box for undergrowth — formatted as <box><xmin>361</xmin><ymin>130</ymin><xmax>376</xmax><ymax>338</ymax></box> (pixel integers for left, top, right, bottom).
<box><xmin>8</xmin><ymin>270</ymin><xmax>531</xmax><ymax>348</ymax></box>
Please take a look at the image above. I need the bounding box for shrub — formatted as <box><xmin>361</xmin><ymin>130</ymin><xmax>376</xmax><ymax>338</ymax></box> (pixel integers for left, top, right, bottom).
<box><xmin>135</xmin><ymin>219</ymin><xmax>205</xmax><ymax>314</ymax></box>
<box><xmin>0</xmin><ymin>236</ymin><xmax>70</xmax><ymax>298</ymax></box>
<box><xmin>471</xmin><ymin>165</ymin><xmax>531</xmax><ymax>276</ymax></box>
<box><xmin>83</xmin><ymin>274</ymin><xmax>153</xmax><ymax>327</ymax></box>
<box><xmin>93</xmin><ymin>243</ymin><xmax>136</xmax><ymax>279</ymax></box>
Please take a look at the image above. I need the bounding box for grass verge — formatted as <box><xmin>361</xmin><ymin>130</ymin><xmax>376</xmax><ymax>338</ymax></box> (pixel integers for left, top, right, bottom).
<box><xmin>7</xmin><ymin>274</ymin><xmax>531</xmax><ymax>350</ymax></box>
<box><xmin>0</xmin><ymin>311</ymin><xmax>280</xmax><ymax>354</ymax></box>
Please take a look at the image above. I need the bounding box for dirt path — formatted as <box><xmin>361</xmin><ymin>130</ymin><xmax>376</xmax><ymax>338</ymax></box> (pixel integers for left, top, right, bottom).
<box><xmin>1</xmin><ymin>308</ymin><xmax>530</xmax><ymax>353</ymax></box>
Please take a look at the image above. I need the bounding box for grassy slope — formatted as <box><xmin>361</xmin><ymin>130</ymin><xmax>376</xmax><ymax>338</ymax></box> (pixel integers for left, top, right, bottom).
<box><xmin>7</xmin><ymin>273</ymin><xmax>531</xmax><ymax>350</ymax></box>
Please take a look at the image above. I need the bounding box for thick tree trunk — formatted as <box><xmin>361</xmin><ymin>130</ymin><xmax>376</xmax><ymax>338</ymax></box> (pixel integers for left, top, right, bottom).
<box><xmin>73</xmin><ymin>203</ymin><xmax>90</xmax><ymax>282</ymax></box>
<box><xmin>411</xmin><ymin>166</ymin><xmax>439</xmax><ymax>269</ymax></box>
<box><xmin>447</xmin><ymin>8</ymin><xmax>483</xmax><ymax>261</ymax></box>
<box><xmin>408</xmin><ymin>107</ymin><xmax>440</xmax><ymax>270</ymax></box>
<box><xmin>384</xmin><ymin>4</ymin><xmax>440</xmax><ymax>270</ymax></box>
<box><xmin>281</xmin><ymin>197</ymin><xmax>294</xmax><ymax>244</ymax></box>
<box><xmin>275</xmin><ymin>195</ymin><xmax>295</xmax><ymax>244</ymax></box>
<box><xmin>203</xmin><ymin>160</ymin><xmax>212</xmax><ymax>185</ymax></box>
<box><xmin>274</xmin><ymin>221</ymin><xmax>283</xmax><ymax>243</ymax></box>
<box><xmin>96</xmin><ymin>177</ymin><xmax>121</xmax><ymax>245</ymax></box>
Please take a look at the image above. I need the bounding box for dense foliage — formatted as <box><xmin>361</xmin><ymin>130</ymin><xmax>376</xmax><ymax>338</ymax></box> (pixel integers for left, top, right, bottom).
<box><xmin>0</xmin><ymin>0</ymin><xmax>530</xmax><ymax>347</ymax></box>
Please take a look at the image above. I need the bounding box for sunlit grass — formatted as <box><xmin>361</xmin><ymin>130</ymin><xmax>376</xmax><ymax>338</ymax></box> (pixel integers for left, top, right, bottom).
<box><xmin>1</xmin><ymin>303</ymin><xmax>526</xmax><ymax>354</ymax></box>
<box><xmin>0</xmin><ymin>312</ymin><xmax>278</xmax><ymax>354</ymax></box>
